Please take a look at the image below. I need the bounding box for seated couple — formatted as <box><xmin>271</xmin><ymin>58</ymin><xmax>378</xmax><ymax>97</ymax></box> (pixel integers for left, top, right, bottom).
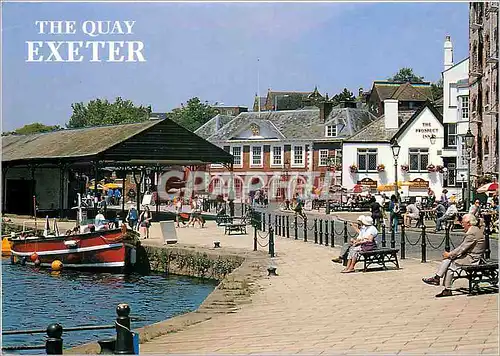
<box><xmin>331</xmin><ymin>215</ymin><xmax>378</xmax><ymax>273</ymax></box>
<box><xmin>422</xmin><ymin>213</ymin><xmax>485</xmax><ymax>297</ymax></box>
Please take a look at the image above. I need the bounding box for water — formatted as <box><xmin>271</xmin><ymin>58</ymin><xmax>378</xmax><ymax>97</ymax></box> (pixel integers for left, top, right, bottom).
<box><xmin>1</xmin><ymin>258</ymin><xmax>217</xmax><ymax>353</ymax></box>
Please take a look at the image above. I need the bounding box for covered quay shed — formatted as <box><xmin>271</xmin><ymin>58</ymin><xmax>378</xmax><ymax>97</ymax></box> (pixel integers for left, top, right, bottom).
<box><xmin>2</xmin><ymin>118</ymin><xmax>233</xmax><ymax>217</ymax></box>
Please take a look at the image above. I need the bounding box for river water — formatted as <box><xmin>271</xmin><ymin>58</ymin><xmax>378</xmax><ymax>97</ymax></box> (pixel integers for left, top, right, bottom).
<box><xmin>1</xmin><ymin>258</ymin><xmax>217</xmax><ymax>353</ymax></box>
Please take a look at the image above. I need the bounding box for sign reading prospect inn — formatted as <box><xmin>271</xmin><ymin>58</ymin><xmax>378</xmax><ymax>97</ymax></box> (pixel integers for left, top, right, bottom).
<box><xmin>410</xmin><ymin>178</ymin><xmax>429</xmax><ymax>189</ymax></box>
<box><xmin>357</xmin><ymin>177</ymin><xmax>378</xmax><ymax>189</ymax></box>
<box><xmin>415</xmin><ymin>122</ymin><xmax>439</xmax><ymax>140</ymax></box>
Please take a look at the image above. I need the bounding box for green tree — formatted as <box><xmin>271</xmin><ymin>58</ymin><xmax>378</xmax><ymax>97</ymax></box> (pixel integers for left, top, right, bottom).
<box><xmin>168</xmin><ymin>97</ymin><xmax>217</xmax><ymax>131</ymax></box>
<box><xmin>67</xmin><ymin>97</ymin><xmax>151</xmax><ymax>128</ymax></box>
<box><xmin>388</xmin><ymin>67</ymin><xmax>425</xmax><ymax>83</ymax></box>
<box><xmin>431</xmin><ymin>78</ymin><xmax>444</xmax><ymax>101</ymax></box>
<box><xmin>275</xmin><ymin>93</ymin><xmax>307</xmax><ymax>111</ymax></box>
<box><xmin>331</xmin><ymin>88</ymin><xmax>356</xmax><ymax>106</ymax></box>
<box><xmin>2</xmin><ymin>122</ymin><xmax>62</xmax><ymax>136</ymax></box>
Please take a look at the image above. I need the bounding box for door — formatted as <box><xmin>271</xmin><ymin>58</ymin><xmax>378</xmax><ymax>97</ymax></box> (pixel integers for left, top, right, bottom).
<box><xmin>6</xmin><ymin>179</ymin><xmax>35</xmax><ymax>215</ymax></box>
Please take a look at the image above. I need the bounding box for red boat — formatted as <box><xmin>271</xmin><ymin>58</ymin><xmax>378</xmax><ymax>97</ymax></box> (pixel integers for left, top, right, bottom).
<box><xmin>10</xmin><ymin>227</ymin><xmax>139</xmax><ymax>272</ymax></box>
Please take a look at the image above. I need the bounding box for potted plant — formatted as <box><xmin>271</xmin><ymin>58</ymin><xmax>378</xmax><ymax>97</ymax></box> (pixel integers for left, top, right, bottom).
<box><xmin>435</xmin><ymin>165</ymin><xmax>444</xmax><ymax>173</ymax></box>
<box><xmin>334</xmin><ymin>164</ymin><xmax>342</xmax><ymax>171</ymax></box>
<box><xmin>401</xmin><ymin>164</ymin><xmax>409</xmax><ymax>172</ymax></box>
<box><xmin>427</xmin><ymin>164</ymin><xmax>436</xmax><ymax>172</ymax></box>
<box><xmin>349</xmin><ymin>164</ymin><xmax>358</xmax><ymax>173</ymax></box>
<box><xmin>376</xmin><ymin>164</ymin><xmax>385</xmax><ymax>172</ymax></box>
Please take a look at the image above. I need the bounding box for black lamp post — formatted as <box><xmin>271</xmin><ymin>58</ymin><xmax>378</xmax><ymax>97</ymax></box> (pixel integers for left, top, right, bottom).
<box><xmin>391</xmin><ymin>140</ymin><xmax>401</xmax><ymax>202</ymax></box>
<box><xmin>460</xmin><ymin>173</ymin><xmax>465</xmax><ymax>210</ymax></box>
<box><xmin>464</xmin><ymin>128</ymin><xmax>474</xmax><ymax>211</ymax></box>
<box><xmin>283</xmin><ymin>159</ymin><xmax>290</xmax><ymax>209</ymax></box>
<box><xmin>325</xmin><ymin>156</ymin><xmax>335</xmax><ymax>215</ymax></box>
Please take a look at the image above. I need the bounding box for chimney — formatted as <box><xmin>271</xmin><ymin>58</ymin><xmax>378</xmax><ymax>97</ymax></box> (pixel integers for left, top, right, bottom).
<box><xmin>358</xmin><ymin>87</ymin><xmax>363</xmax><ymax>97</ymax></box>
<box><xmin>384</xmin><ymin>99</ymin><xmax>399</xmax><ymax>129</ymax></box>
<box><xmin>215</xmin><ymin>115</ymin><xmax>220</xmax><ymax>131</ymax></box>
<box><xmin>444</xmin><ymin>35</ymin><xmax>453</xmax><ymax>71</ymax></box>
<box><xmin>319</xmin><ymin>101</ymin><xmax>334</xmax><ymax>122</ymax></box>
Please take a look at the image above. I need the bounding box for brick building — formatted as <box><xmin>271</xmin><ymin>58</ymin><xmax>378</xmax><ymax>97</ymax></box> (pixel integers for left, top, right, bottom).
<box><xmin>469</xmin><ymin>1</ymin><xmax>499</xmax><ymax>178</ymax></box>
<box><xmin>195</xmin><ymin>99</ymin><xmax>376</xmax><ymax>202</ymax></box>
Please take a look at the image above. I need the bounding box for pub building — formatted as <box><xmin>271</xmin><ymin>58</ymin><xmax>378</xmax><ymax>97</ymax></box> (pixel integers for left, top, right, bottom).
<box><xmin>341</xmin><ymin>100</ymin><xmax>460</xmax><ymax>200</ymax></box>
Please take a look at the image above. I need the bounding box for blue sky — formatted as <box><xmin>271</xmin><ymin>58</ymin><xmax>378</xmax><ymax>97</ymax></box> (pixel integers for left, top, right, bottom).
<box><xmin>2</xmin><ymin>1</ymin><xmax>469</xmax><ymax>132</ymax></box>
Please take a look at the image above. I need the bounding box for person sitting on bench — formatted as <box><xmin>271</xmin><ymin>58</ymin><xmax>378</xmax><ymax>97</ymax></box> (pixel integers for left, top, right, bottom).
<box><xmin>404</xmin><ymin>203</ymin><xmax>420</xmax><ymax>228</ymax></box>
<box><xmin>422</xmin><ymin>213</ymin><xmax>485</xmax><ymax>297</ymax></box>
<box><xmin>434</xmin><ymin>201</ymin><xmax>458</xmax><ymax>232</ymax></box>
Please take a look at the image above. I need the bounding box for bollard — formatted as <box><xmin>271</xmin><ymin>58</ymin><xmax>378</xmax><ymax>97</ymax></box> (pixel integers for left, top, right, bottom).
<box><xmin>214</xmin><ymin>241</ymin><xmax>221</xmax><ymax>248</ymax></box>
<box><xmin>390</xmin><ymin>224</ymin><xmax>395</xmax><ymax>249</ymax></box>
<box><xmin>115</xmin><ymin>303</ymin><xmax>134</xmax><ymax>354</ymax></box>
<box><xmin>262</xmin><ymin>212</ymin><xmax>266</xmax><ymax>232</ymax></box>
<box><xmin>319</xmin><ymin>219</ymin><xmax>323</xmax><ymax>245</ymax></box>
<box><xmin>45</xmin><ymin>323</ymin><xmax>63</xmax><ymax>355</ymax></box>
<box><xmin>330</xmin><ymin>220</ymin><xmax>335</xmax><ymax>247</ymax></box>
<box><xmin>314</xmin><ymin>219</ymin><xmax>318</xmax><ymax>244</ymax></box>
<box><xmin>269</xmin><ymin>227</ymin><xmax>275</xmax><ymax>257</ymax></box>
<box><xmin>381</xmin><ymin>224</ymin><xmax>386</xmax><ymax>247</ymax></box>
<box><xmin>268</xmin><ymin>214</ymin><xmax>271</xmax><ymax>232</ymax></box>
<box><xmin>294</xmin><ymin>216</ymin><xmax>298</xmax><ymax>240</ymax></box>
<box><xmin>303</xmin><ymin>218</ymin><xmax>308</xmax><ymax>242</ymax></box>
<box><xmin>98</xmin><ymin>339</ymin><xmax>116</xmax><ymax>354</ymax></box>
<box><xmin>324</xmin><ymin>220</ymin><xmax>329</xmax><ymax>246</ymax></box>
<box><xmin>277</xmin><ymin>215</ymin><xmax>281</xmax><ymax>236</ymax></box>
<box><xmin>484</xmin><ymin>214</ymin><xmax>492</xmax><ymax>259</ymax></box>
<box><xmin>401</xmin><ymin>224</ymin><xmax>406</xmax><ymax>259</ymax></box>
<box><xmin>343</xmin><ymin>221</ymin><xmax>348</xmax><ymax>244</ymax></box>
<box><xmin>444</xmin><ymin>223</ymin><xmax>451</xmax><ymax>252</ymax></box>
<box><xmin>421</xmin><ymin>225</ymin><xmax>427</xmax><ymax>263</ymax></box>
<box><xmin>253</xmin><ymin>227</ymin><xmax>257</xmax><ymax>251</ymax></box>
<box><xmin>286</xmin><ymin>216</ymin><xmax>290</xmax><ymax>238</ymax></box>
<box><xmin>267</xmin><ymin>266</ymin><xmax>277</xmax><ymax>276</ymax></box>
<box><xmin>275</xmin><ymin>215</ymin><xmax>278</xmax><ymax>236</ymax></box>
<box><xmin>280</xmin><ymin>215</ymin><xmax>285</xmax><ymax>236</ymax></box>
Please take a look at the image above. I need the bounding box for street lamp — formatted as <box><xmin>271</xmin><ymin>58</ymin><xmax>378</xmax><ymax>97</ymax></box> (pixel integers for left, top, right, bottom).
<box><xmin>391</xmin><ymin>140</ymin><xmax>401</xmax><ymax>202</ymax></box>
<box><xmin>460</xmin><ymin>173</ymin><xmax>466</xmax><ymax>211</ymax></box>
<box><xmin>464</xmin><ymin>128</ymin><xmax>474</xmax><ymax>210</ymax></box>
<box><xmin>325</xmin><ymin>156</ymin><xmax>336</xmax><ymax>215</ymax></box>
<box><xmin>274</xmin><ymin>94</ymin><xmax>289</xmax><ymax>111</ymax></box>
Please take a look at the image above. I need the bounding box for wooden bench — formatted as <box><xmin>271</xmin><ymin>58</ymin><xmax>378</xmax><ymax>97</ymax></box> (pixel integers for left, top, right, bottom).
<box><xmin>224</xmin><ymin>223</ymin><xmax>247</xmax><ymax>235</ymax></box>
<box><xmin>453</xmin><ymin>259</ymin><xmax>499</xmax><ymax>295</ymax></box>
<box><xmin>343</xmin><ymin>248</ymin><xmax>400</xmax><ymax>272</ymax></box>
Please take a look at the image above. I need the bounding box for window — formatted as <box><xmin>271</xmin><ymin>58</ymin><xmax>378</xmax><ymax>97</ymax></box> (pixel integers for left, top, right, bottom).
<box><xmin>357</xmin><ymin>148</ymin><xmax>377</xmax><ymax>172</ymax></box>
<box><xmin>325</xmin><ymin>125</ymin><xmax>337</xmax><ymax>137</ymax></box>
<box><xmin>409</xmin><ymin>148</ymin><xmax>429</xmax><ymax>172</ymax></box>
<box><xmin>292</xmin><ymin>146</ymin><xmax>304</xmax><ymax>167</ymax></box>
<box><xmin>231</xmin><ymin>146</ymin><xmax>242</xmax><ymax>166</ymax></box>
<box><xmin>444</xmin><ymin>163</ymin><xmax>456</xmax><ymax>187</ymax></box>
<box><xmin>447</xmin><ymin>124</ymin><xmax>457</xmax><ymax>147</ymax></box>
<box><xmin>271</xmin><ymin>146</ymin><xmax>282</xmax><ymax>166</ymax></box>
<box><xmin>460</xmin><ymin>96</ymin><xmax>469</xmax><ymax>119</ymax></box>
<box><xmin>250</xmin><ymin>146</ymin><xmax>262</xmax><ymax>166</ymax></box>
<box><xmin>319</xmin><ymin>149</ymin><xmax>329</xmax><ymax>166</ymax></box>
<box><xmin>459</xmin><ymin>137</ymin><xmax>467</xmax><ymax>168</ymax></box>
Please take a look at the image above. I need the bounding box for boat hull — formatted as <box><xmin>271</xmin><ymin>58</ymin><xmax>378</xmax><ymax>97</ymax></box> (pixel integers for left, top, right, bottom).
<box><xmin>10</xmin><ymin>229</ymin><xmax>137</xmax><ymax>271</ymax></box>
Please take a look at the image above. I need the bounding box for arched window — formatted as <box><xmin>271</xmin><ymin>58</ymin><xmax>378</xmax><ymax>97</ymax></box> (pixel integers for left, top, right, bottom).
<box><xmin>484</xmin><ymin>136</ymin><xmax>490</xmax><ymax>156</ymax></box>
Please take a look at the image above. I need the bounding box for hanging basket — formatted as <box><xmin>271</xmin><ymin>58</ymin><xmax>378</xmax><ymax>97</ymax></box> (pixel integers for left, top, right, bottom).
<box><xmin>376</xmin><ymin>164</ymin><xmax>385</xmax><ymax>172</ymax></box>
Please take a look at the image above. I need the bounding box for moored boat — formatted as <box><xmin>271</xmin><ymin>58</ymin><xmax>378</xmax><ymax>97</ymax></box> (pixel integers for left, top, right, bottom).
<box><xmin>2</xmin><ymin>236</ymin><xmax>12</xmax><ymax>256</ymax></box>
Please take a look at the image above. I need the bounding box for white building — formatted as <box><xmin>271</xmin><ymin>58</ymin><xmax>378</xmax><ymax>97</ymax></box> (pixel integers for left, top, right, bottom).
<box><xmin>342</xmin><ymin>101</ymin><xmax>451</xmax><ymax>200</ymax></box>
<box><xmin>441</xmin><ymin>35</ymin><xmax>470</xmax><ymax>198</ymax></box>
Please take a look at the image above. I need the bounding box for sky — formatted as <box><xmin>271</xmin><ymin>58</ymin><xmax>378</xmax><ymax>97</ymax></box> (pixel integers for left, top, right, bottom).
<box><xmin>1</xmin><ymin>1</ymin><xmax>469</xmax><ymax>132</ymax></box>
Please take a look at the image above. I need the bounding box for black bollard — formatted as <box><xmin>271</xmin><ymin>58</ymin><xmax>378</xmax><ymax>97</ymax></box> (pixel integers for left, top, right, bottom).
<box><xmin>330</xmin><ymin>220</ymin><xmax>335</xmax><ymax>247</ymax></box>
<box><xmin>303</xmin><ymin>218</ymin><xmax>308</xmax><ymax>242</ymax></box>
<box><xmin>269</xmin><ymin>227</ymin><xmax>275</xmax><ymax>257</ymax></box>
<box><xmin>262</xmin><ymin>212</ymin><xmax>266</xmax><ymax>232</ymax></box>
<box><xmin>484</xmin><ymin>214</ymin><xmax>492</xmax><ymax>259</ymax></box>
<box><xmin>253</xmin><ymin>227</ymin><xmax>257</xmax><ymax>251</ymax></box>
<box><xmin>275</xmin><ymin>215</ymin><xmax>278</xmax><ymax>236</ymax></box>
<box><xmin>282</xmin><ymin>215</ymin><xmax>286</xmax><ymax>237</ymax></box>
<box><xmin>381</xmin><ymin>224</ymin><xmax>387</xmax><ymax>247</ymax></box>
<box><xmin>46</xmin><ymin>323</ymin><xmax>63</xmax><ymax>355</ymax></box>
<box><xmin>114</xmin><ymin>303</ymin><xmax>134</xmax><ymax>354</ymax></box>
<box><xmin>98</xmin><ymin>339</ymin><xmax>116</xmax><ymax>354</ymax></box>
<box><xmin>286</xmin><ymin>216</ymin><xmax>290</xmax><ymax>238</ymax></box>
<box><xmin>421</xmin><ymin>225</ymin><xmax>427</xmax><ymax>263</ymax></box>
<box><xmin>314</xmin><ymin>219</ymin><xmax>318</xmax><ymax>244</ymax></box>
<box><xmin>268</xmin><ymin>214</ymin><xmax>271</xmax><ymax>232</ymax></box>
<box><xmin>444</xmin><ymin>223</ymin><xmax>451</xmax><ymax>252</ymax></box>
<box><xmin>390</xmin><ymin>224</ymin><xmax>395</xmax><ymax>249</ymax></box>
<box><xmin>319</xmin><ymin>220</ymin><xmax>323</xmax><ymax>245</ymax></box>
<box><xmin>401</xmin><ymin>224</ymin><xmax>406</xmax><ymax>259</ymax></box>
<box><xmin>294</xmin><ymin>216</ymin><xmax>298</xmax><ymax>240</ymax></box>
<box><xmin>343</xmin><ymin>221</ymin><xmax>348</xmax><ymax>244</ymax></box>
<box><xmin>324</xmin><ymin>220</ymin><xmax>329</xmax><ymax>246</ymax></box>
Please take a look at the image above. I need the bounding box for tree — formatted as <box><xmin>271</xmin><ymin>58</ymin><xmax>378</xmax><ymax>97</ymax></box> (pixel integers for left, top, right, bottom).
<box><xmin>388</xmin><ymin>67</ymin><xmax>425</xmax><ymax>83</ymax></box>
<box><xmin>431</xmin><ymin>78</ymin><xmax>444</xmax><ymax>101</ymax></box>
<box><xmin>67</xmin><ymin>97</ymin><xmax>152</xmax><ymax>128</ymax></box>
<box><xmin>331</xmin><ymin>88</ymin><xmax>356</xmax><ymax>106</ymax></box>
<box><xmin>2</xmin><ymin>122</ymin><xmax>62</xmax><ymax>136</ymax></box>
<box><xmin>168</xmin><ymin>97</ymin><xmax>217</xmax><ymax>131</ymax></box>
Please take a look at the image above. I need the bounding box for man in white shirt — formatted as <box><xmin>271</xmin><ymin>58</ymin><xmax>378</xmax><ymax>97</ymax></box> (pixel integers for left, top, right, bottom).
<box><xmin>435</xmin><ymin>201</ymin><xmax>458</xmax><ymax>232</ymax></box>
<box><xmin>94</xmin><ymin>210</ymin><xmax>106</xmax><ymax>230</ymax></box>
<box><xmin>404</xmin><ymin>203</ymin><xmax>420</xmax><ymax>227</ymax></box>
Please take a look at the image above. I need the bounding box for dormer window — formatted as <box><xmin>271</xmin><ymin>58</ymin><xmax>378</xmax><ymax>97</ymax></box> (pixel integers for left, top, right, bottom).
<box><xmin>325</xmin><ymin>125</ymin><xmax>337</xmax><ymax>137</ymax></box>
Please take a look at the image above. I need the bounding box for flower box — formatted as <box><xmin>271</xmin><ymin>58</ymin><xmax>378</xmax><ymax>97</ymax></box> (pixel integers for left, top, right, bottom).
<box><xmin>377</xmin><ymin>164</ymin><xmax>385</xmax><ymax>172</ymax></box>
<box><xmin>427</xmin><ymin>164</ymin><xmax>436</xmax><ymax>172</ymax></box>
<box><xmin>401</xmin><ymin>164</ymin><xmax>409</xmax><ymax>172</ymax></box>
<box><xmin>349</xmin><ymin>164</ymin><xmax>358</xmax><ymax>173</ymax></box>
<box><xmin>435</xmin><ymin>165</ymin><xmax>444</xmax><ymax>173</ymax></box>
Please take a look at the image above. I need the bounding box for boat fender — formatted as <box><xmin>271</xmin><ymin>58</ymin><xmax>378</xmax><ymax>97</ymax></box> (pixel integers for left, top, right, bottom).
<box><xmin>30</xmin><ymin>253</ymin><xmax>39</xmax><ymax>262</ymax></box>
<box><xmin>51</xmin><ymin>260</ymin><xmax>63</xmax><ymax>271</ymax></box>
<box><xmin>63</xmin><ymin>240</ymin><xmax>79</xmax><ymax>248</ymax></box>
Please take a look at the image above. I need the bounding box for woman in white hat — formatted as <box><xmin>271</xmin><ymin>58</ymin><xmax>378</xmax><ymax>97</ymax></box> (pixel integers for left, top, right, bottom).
<box><xmin>332</xmin><ymin>215</ymin><xmax>365</xmax><ymax>264</ymax></box>
<box><xmin>342</xmin><ymin>215</ymin><xmax>378</xmax><ymax>273</ymax></box>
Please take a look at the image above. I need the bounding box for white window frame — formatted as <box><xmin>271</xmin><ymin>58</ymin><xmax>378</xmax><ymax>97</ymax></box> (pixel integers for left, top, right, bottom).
<box><xmin>230</xmin><ymin>146</ymin><xmax>243</xmax><ymax>168</ymax></box>
<box><xmin>447</xmin><ymin>123</ymin><xmax>457</xmax><ymax>148</ymax></box>
<box><xmin>460</xmin><ymin>96</ymin><xmax>469</xmax><ymax>120</ymax></box>
<box><xmin>318</xmin><ymin>149</ymin><xmax>329</xmax><ymax>166</ymax></box>
<box><xmin>325</xmin><ymin>125</ymin><xmax>337</xmax><ymax>137</ymax></box>
<box><xmin>270</xmin><ymin>145</ymin><xmax>283</xmax><ymax>167</ymax></box>
<box><xmin>357</xmin><ymin>148</ymin><xmax>378</xmax><ymax>172</ymax></box>
<box><xmin>291</xmin><ymin>145</ymin><xmax>305</xmax><ymax>168</ymax></box>
<box><xmin>250</xmin><ymin>145</ymin><xmax>263</xmax><ymax>168</ymax></box>
<box><xmin>408</xmin><ymin>148</ymin><xmax>429</xmax><ymax>172</ymax></box>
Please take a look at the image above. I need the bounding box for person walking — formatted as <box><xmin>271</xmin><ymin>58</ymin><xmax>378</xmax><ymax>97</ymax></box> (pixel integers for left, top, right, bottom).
<box><xmin>138</xmin><ymin>205</ymin><xmax>152</xmax><ymax>239</ymax></box>
<box><xmin>389</xmin><ymin>195</ymin><xmax>400</xmax><ymax>233</ymax></box>
<box><xmin>126</xmin><ymin>205</ymin><xmax>138</xmax><ymax>230</ymax></box>
<box><xmin>175</xmin><ymin>198</ymin><xmax>185</xmax><ymax>228</ymax></box>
